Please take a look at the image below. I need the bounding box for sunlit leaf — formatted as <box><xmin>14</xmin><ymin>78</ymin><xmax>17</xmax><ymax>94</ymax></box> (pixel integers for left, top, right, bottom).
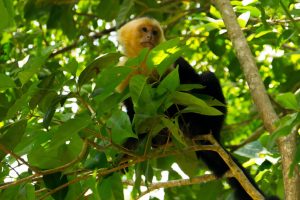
<box><xmin>237</xmin><ymin>11</ymin><xmax>250</xmax><ymax>27</ymax></box>
<box><xmin>276</xmin><ymin>92</ymin><xmax>299</xmax><ymax>111</ymax></box>
<box><xmin>0</xmin><ymin>0</ymin><xmax>15</xmax><ymax>32</ymax></box>
<box><xmin>147</xmin><ymin>38</ymin><xmax>185</xmax><ymax>76</ymax></box>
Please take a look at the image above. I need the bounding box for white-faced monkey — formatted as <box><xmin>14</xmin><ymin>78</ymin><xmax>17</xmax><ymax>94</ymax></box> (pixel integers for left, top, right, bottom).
<box><xmin>117</xmin><ymin>17</ymin><xmax>279</xmax><ymax>200</ymax></box>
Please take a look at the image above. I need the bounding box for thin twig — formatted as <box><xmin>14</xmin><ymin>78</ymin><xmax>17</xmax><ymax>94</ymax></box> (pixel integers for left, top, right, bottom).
<box><xmin>0</xmin><ymin>144</ymin><xmax>40</xmax><ymax>173</ymax></box>
<box><xmin>137</xmin><ymin>171</ymin><xmax>233</xmax><ymax>200</ymax></box>
<box><xmin>229</xmin><ymin>126</ymin><xmax>265</xmax><ymax>151</ymax></box>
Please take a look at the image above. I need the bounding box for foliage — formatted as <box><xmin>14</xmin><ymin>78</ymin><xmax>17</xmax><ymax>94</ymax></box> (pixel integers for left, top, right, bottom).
<box><xmin>0</xmin><ymin>0</ymin><xmax>299</xmax><ymax>199</ymax></box>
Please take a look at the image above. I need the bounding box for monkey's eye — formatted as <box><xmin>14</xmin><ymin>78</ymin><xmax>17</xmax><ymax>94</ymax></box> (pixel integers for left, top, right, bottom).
<box><xmin>152</xmin><ymin>30</ymin><xmax>158</xmax><ymax>35</ymax></box>
<box><xmin>142</xmin><ymin>27</ymin><xmax>148</xmax><ymax>32</ymax></box>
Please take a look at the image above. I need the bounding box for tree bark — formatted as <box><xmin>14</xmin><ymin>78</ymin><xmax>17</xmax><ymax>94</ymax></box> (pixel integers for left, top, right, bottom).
<box><xmin>213</xmin><ymin>0</ymin><xmax>300</xmax><ymax>199</ymax></box>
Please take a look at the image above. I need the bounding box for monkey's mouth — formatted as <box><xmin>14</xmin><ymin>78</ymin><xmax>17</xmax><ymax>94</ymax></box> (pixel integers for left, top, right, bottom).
<box><xmin>141</xmin><ymin>42</ymin><xmax>155</xmax><ymax>48</ymax></box>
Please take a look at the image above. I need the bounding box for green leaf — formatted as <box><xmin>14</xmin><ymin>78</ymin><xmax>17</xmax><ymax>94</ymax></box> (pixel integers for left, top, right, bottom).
<box><xmin>78</xmin><ymin>53</ymin><xmax>121</xmax><ymax>87</ymax></box>
<box><xmin>268</xmin><ymin>113</ymin><xmax>300</xmax><ymax>148</ymax></box>
<box><xmin>63</xmin><ymin>58</ymin><xmax>78</xmax><ymax>76</ymax></box>
<box><xmin>157</xmin><ymin>67</ymin><xmax>180</xmax><ymax>95</ymax></box>
<box><xmin>51</xmin><ymin>113</ymin><xmax>91</xmax><ymax>147</ymax></box>
<box><xmin>237</xmin><ymin>11</ymin><xmax>250</xmax><ymax>28</ymax></box>
<box><xmin>161</xmin><ymin>117</ymin><xmax>186</xmax><ymax>146</ymax></box>
<box><xmin>234</xmin><ymin>141</ymin><xmax>264</xmax><ymax>158</ymax></box>
<box><xmin>210</xmin><ymin>5</ymin><xmax>222</xmax><ymax>18</ymax></box>
<box><xmin>43</xmin><ymin>94</ymin><xmax>69</xmax><ymax>129</ymax></box>
<box><xmin>60</xmin><ymin>6</ymin><xmax>77</xmax><ymax>39</ymax></box>
<box><xmin>24</xmin><ymin>0</ymin><xmax>52</xmax><ymax>20</ymax></box>
<box><xmin>0</xmin><ymin>93</ymin><xmax>9</xmax><ymax>121</ymax></box>
<box><xmin>123</xmin><ymin>48</ymin><xmax>148</xmax><ymax>67</ymax></box>
<box><xmin>18</xmin><ymin>45</ymin><xmax>57</xmax><ymax>85</ymax></box>
<box><xmin>177</xmin><ymin>84</ymin><xmax>205</xmax><ymax>91</ymax></box>
<box><xmin>134</xmin><ymin>115</ymin><xmax>164</xmax><ymax>135</ymax></box>
<box><xmin>95</xmin><ymin>92</ymin><xmax>126</xmax><ymax>117</ymax></box>
<box><xmin>129</xmin><ymin>75</ymin><xmax>148</xmax><ymax>104</ymax></box>
<box><xmin>29</xmin><ymin>74</ymin><xmax>55</xmax><ymax>109</ymax></box>
<box><xmin>129</xmin><ymin>75</ymin><xmax>158</xmax><ymax>115</ymax></box>
<box><xmin>276</xmin><ymin>92</ymin><xmax>299</xmax><ymax>111</ymax></box>
<box><xmin>0</xmin><ymin>183</ymin><xmax>35</xmax><ymax>200</ymax></box>
<box><xmin>47</xmin><ymin>5</ymin><xmax>77</xmax><ymax>38</ymax></box>
<box><xmin>175</xmin><ymin>151</ymin><xmax>198</xmax><ymax>177</ymax></box>
<box><xmin>0</xmin><ymin>73</ymin><xmax>16</xmax><ymax>90</ymax></box>
<box><xmin>6</xmin><ymin>83</ymin><xmax>38</xmax><ymax>119</ymax></box>
<box><xmin>94</xmin><ymin>66</ymin><xmax>131</xmax><ymax>102</ymax></box>
<box><xmin>172</xmin><ymin>91</ymin><xmax>224</xmax><ymax>116</ymax></box>
<box><xmin>98</xmin><ymin>173</ymin><xmax>124</xmax><ymax>200</ymax></box>
<box><xmin>236</xmin><ymin>6</ymin><xmax>261</xmax><ymax>18</ymax></box>
<box><xmin>116</xmin><ymin>0</ymin><xmax>134</xmax><ymax>26</ymax></box>
<box><xmin>0</xmin><ymin>0</ymin><xmax>15</xmax><ymax>32</ymax></box>
<box><xmin>97</xmin><ymin>0</ymin><xmax>120</xmax><ymax>21</ymax></box>
<box><xmin>28</xmin><ymin>132</ymin><xmax>83</xmax><ymax>169</ymax></box>
<box><xmin>64</xmin><ymin>176</ymin><xmax>84</xmax><ymax>200</ymax></box>
<box><xmin>181</xmin><ymin>105</ymin><xmax>223</xmax><ymax>116</ymax></box>
<box><xmin>0</xmin><ymin>120</ymin><xmax>27</xmax><ymax>161</ymax></box>
<box><xmin>208</xmin><ymin>32</ymin><xmax>226</xmax><ymax>57</ymax></box>
<box><xmin>107</xmin><ymin>110</ymin><xmax>137</xmax><ymax>145</ymax></box>
<box><xmin>261</xmin><ymin>0</ymin><xmax>280</xmax><ymax>8</ymax></box>
<box><xmin>84</xmin><ymin>151</ymin><xmax>108</xmax><ymax>170</ymax></box>
<box><xmin>25</xmin><ymin>183</ymin><xmax>35</xmax><ymax>200</ymax></box>
<box><xmin>6</xmin><ymin>93</ymin><xmax>30</xmax><ymax>119</ymax></box>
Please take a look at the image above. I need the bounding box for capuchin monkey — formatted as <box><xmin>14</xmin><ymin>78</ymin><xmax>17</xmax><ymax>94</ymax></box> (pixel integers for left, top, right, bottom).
<box><xmin>117</xmin><ymin>17</ymin><xmax>279</xmax><ymax>200</ymax></box>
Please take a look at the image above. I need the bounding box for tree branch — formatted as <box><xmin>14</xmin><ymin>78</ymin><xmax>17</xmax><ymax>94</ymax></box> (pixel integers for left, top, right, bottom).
<box><xmin>137</xmin><ymin>173</ymin><xmax>230</xmax><ymax>199</ymax></box>
<box><xmin>229</xmin><ymin>126</ymin><xmax>265</xmax><ymax>151</ymax></box>
<box><xmin>49</xmin><ymin>26</ymin><xmax>117</xmax><ymax>58</ymax></box>
<box><xmin>195</xmin><ymin>134</ymin><xmax>265</xmax><ymax>199</ymax></box>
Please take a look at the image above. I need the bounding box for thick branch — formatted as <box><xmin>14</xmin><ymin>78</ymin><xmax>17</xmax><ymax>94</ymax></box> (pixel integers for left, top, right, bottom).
<box><xmin>196</xmin><ymin>134</ymin><xmax>265</xmax><ymax>199</ymax></box>
<box><xmin>213</xmin><ymin>0</ymin><xmax>299</xmax><ymax>199</ymax></box>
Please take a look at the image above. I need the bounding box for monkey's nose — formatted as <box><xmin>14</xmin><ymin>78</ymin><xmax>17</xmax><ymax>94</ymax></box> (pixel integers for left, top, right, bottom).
<box><xmin>146</xmin><ymin>33</ymin><xmax>153</xmax><ymax>40</ymax></box>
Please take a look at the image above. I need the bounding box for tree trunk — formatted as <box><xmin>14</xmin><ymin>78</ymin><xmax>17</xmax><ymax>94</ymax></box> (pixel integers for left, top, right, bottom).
<box><xmin>213</xmin><ymin>0</ymin><xmax>300</xmax><ymax>199</ymax></box>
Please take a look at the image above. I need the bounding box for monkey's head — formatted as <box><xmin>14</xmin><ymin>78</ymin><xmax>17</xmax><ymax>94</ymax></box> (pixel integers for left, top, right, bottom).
<box><xmin>118</xmin><ymin>17</ymin><xmax>165</xmax><ymax>57</ymax></box>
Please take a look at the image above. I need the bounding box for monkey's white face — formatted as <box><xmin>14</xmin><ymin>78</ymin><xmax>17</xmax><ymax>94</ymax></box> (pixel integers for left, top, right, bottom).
<box><xmin>137</xmin><ymin>24</ymin><xmax>161</xmax><ymax>49</ymax></box>
<box><xmin>118</xmin><ymin>18</ymin><xmax>165</xmax><ymax>57</ymax></box>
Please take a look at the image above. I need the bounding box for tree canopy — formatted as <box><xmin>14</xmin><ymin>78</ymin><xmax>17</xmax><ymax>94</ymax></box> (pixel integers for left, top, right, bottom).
<box><xmin>0</xmin><ymin>0</ymin><xmax>299</xmax><ymax>199</ymax></box>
